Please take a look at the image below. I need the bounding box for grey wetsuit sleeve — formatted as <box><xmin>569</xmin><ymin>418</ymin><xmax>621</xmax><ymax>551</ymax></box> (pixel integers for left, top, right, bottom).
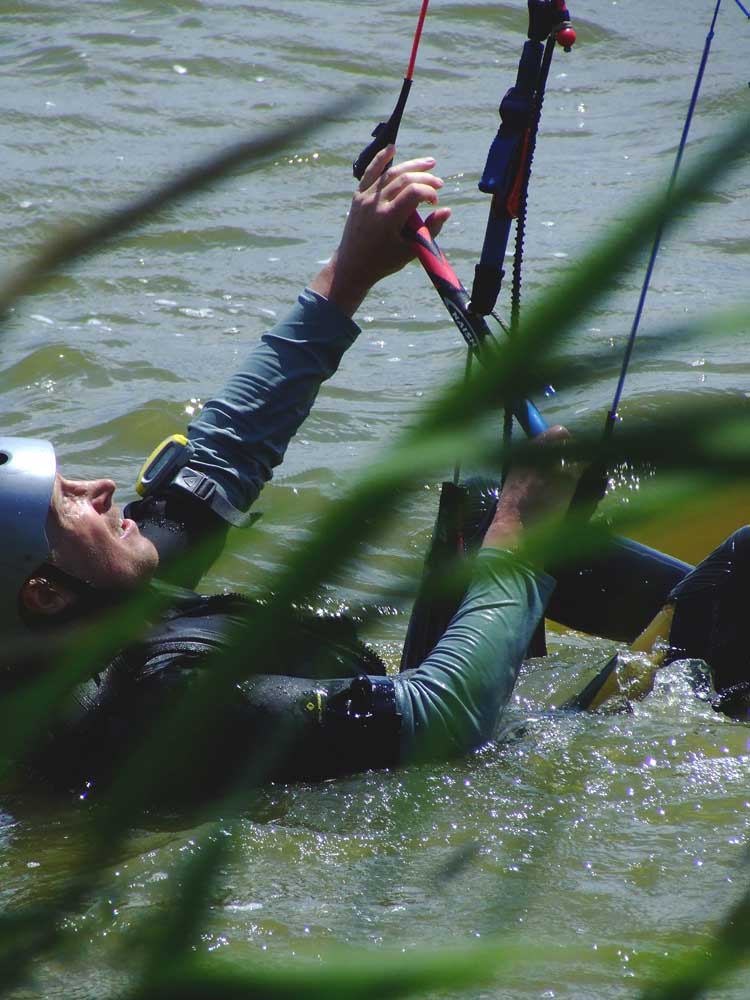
<box><xmin>185</xmin><ymin>288</ymin><xmax>361</xmax><ymax>511</ymax></box>
<box><xmin>393</xmin><ymin>550</ymin><xmax>555</xmax><ymax>764</ymax></box>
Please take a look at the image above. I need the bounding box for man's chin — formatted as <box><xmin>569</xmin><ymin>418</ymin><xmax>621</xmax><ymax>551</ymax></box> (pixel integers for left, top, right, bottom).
<box><xmin>120</xmin><ymin>517</ymin><xmax>137</xmax><ymax>539</ymax></box>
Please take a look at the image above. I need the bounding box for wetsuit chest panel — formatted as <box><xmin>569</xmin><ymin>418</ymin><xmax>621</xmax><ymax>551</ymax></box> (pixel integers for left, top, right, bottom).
<box><xmin>128</xmin><ymin>596</ymin><xmax>387</xmax><ymax>682</ymax></box>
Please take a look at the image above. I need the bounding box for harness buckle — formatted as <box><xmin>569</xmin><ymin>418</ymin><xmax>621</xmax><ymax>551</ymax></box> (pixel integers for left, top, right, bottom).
<box><xmin>177</xmin><ymin>468</ymin><xmax>215</xmax><ymax>502</ymax></box>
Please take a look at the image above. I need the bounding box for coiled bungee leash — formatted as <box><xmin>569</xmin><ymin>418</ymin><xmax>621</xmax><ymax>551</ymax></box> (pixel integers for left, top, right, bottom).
<box><xmin>471</xmin><ymin>0</ymin><xmax>575</xmax><ymax>322</ymax></box>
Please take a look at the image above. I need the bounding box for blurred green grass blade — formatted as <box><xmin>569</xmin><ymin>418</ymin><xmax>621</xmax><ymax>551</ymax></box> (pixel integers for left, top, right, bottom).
<box><xmin>0</xmin><ymin>584</ymin><xmax>171</xmax><ymax>782</ymax></box>
<box><xmin>0</xmin><ymin>907</ymin><xmax>62</xmax><ymax>995</ymax></box>
<box><xmin>3</xmin><ymin>112</ymin><xmax>749</xmax><ymax>787</ymax></box>
<box><xmin>540</xmin><ymin>305</ymin><xmax>750</xmax><ymax>404</ymax></box>
<box><xmin>0</xmin><ymin>91</ymin><xmax>364</xmax><ymax>317</ymax></box>
<box><xmin>3</xmin><ymin>371</ymin><xmax>746</xmax><ymax>832</ymax></box>
<box><xmin>78</xmin><ymin>394</ymin><xmax>750</xmax><ymax>825</ymax></box>
<box><xmin>1</xmin><ymin>108</ymin><xmax>749</xmax><ymax>1000</ymax></box>
<box><xmin>0</xmin><ymin>525</ymin><xmax>242</xmax><ymax>782</ymax></box>
<box><xmin>428</xmin><ymin>113</ymin><xmax>750</xmax><ymax>436</ymax></box>
<box><xmin>0</xmin><ymin>547</ymin><xmax>249</xmax><ymax>994</ymax></box>
<box><xmin>129</xmin><ymin>938</ymin><xmax>577</xmax><ymax>1000</ymax></box>
<box><xmin>478</xmin><ymin>394</ymin><xmax>750</xmax><ymax>483</ymax></box>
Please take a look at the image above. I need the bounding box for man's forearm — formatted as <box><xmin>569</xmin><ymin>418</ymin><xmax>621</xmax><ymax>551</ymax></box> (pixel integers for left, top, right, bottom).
<box><xmin>309</xmin><ymin>251</ymin><xmax>372</xmax><ymax>319</ymax></box>
<box><xmin>185</xmin><ymin>289</ymin><xmax>360</xmax><ymax>512</ymax></box>
<box><xmin>394</xmin><ymin>551</ymin><xmax>555</xmax><ymax>763</ymax></box>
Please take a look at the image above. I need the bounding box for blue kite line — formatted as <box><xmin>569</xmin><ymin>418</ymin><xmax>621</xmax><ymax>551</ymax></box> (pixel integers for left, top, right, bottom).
<box><xmin>609</xmin><ymin>0</ymin><xmax>729</xmax><ymax>421</ymax></box>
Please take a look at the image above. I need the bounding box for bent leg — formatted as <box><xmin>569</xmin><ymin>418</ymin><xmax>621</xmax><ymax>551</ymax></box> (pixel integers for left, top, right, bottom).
<box><xmin>547</xmin><ymin>537</ymin><xmax>693</xmax><ymax>643</ymax></box>
<box><xmin>667</xmin><ymin>526</ymin><xmax>750</xmax><ymax>712</ymax></box>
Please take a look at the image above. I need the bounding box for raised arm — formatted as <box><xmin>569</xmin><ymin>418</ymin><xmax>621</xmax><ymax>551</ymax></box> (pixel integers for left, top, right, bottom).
<box><xmin>127</xmin><ymin>148</ymin><xmax>450</xmax><ymax>580</ymax></box>
<box><xmin>186</xmin><ymin>147</ymin><xmax>451</xmax><ymax>513</ymax></box>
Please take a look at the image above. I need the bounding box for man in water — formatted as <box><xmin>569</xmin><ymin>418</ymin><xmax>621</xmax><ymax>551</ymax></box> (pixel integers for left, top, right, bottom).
<box><xmin>0</xmin><ymin>147</ymin><xmax>578</xmax><ymax>799</ymax></box>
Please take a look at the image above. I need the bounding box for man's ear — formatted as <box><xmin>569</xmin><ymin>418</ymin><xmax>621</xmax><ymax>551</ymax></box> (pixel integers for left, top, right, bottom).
<box><xmin>20</xmin><ymin>575</ymin><xmax>77</xmax><ymax>617</ymax></box>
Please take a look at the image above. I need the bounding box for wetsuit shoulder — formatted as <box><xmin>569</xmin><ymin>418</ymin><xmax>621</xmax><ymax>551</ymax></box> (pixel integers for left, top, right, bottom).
<box><xmin>124</xmin><ymin>490</ymin><xmax>228</xmax><ymax>589</ymax></box>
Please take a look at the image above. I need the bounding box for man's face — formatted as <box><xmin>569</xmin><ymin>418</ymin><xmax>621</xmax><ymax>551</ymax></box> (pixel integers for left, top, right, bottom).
<box><xmin>45</xmin><ymin>474</ymin><xmax>158</xmax><ymax>589</ymax></box>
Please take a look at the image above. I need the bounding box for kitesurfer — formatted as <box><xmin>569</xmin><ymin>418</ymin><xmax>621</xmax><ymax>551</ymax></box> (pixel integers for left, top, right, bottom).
<box><xmin>0</xmin><ymin>147</ymin><xmax>578</xmax><ymax>799</ymax></box>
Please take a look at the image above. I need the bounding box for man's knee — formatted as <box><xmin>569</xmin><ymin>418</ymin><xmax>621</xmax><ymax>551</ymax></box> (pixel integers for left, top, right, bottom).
<box><xmin>668</xmin><ymin>526</ymin><xmax>750</xmax><ymax>699</ymax></box>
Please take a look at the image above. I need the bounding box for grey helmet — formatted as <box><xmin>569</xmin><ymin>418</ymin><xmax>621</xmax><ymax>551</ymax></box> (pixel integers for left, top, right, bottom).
<box><xmin>0</xmin><ymin>437</ymin><xmax>56</xmax><ymax>627</ymax></box>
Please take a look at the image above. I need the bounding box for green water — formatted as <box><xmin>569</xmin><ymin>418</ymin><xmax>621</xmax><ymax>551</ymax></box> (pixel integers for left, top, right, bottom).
<box><xmin>2</xmin><ymin>1</ymin><xmax>750</xmax><ymax>997</ymax></box>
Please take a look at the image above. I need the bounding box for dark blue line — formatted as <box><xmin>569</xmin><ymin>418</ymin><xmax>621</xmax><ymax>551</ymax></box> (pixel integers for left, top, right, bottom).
<box><xmin>733</xmin><ymin>0</ymin><xmax>750</xmax><ymax>18</ymax></box>
<box><xmin>610</xmin><ymin>0</ymin><xmax>724</xmax><ymax>419</ymax></box>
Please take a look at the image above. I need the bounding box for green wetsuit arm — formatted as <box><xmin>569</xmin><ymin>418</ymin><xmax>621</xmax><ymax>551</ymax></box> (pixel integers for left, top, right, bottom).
<box><xmin>185</xmin><ymin>288</ymin><xmax>360</xmax><ymax>512</ymax></box>
<box><xmin>393</xmin><ymin>550</ymin><xmax>555</xmax><ymax>764</ymax></box>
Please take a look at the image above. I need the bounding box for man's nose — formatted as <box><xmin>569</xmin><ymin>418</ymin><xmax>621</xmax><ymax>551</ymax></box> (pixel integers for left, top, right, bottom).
<box><xmin>86</xmin><ymin>478</ymin><xmax>117</xmax><ymax>513</ymax></box>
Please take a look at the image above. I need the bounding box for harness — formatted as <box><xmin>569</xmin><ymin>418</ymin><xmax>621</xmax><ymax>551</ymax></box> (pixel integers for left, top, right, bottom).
<box><xmin>109</xmin><ymin>588</ymin><xmax>388</xmax><ymax>682</ymax></box>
